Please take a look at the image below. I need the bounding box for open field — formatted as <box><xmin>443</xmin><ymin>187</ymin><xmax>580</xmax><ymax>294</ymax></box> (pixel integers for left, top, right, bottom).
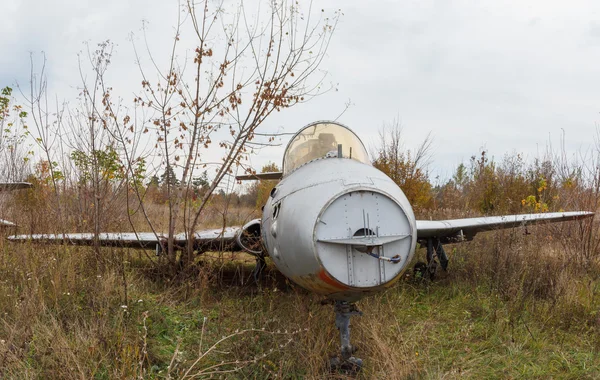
<box><xmin>1</xmin><ymin>142</ymin><xmax>599</xmax><ymax>378</ymax></box>
<box><xmin>1</xmin><ymin>220</ymin><xmax>599</xmax><ymax>379</ymax></box>
<box><xmin>2</xmin><ymin>0</ymin><xmax>599</xmax><ymax>377</ymax></box>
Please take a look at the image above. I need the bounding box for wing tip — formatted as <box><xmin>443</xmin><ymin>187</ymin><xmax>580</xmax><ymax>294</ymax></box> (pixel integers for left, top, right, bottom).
<box><xmin>569</xmin><ymin>211</ymin><xmax>595</xmax><ymax>218</ymax></box>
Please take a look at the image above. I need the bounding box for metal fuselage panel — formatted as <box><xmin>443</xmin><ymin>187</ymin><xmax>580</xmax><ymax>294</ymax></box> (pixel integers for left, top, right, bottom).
<box><xmin>262</xmin><ymin>158</ymin><xmax>416</xmax><ymax>301</ymax></box>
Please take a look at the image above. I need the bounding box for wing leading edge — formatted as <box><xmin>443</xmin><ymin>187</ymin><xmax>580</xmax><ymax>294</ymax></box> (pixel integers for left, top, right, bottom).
<box><xmin>417</xmin><ymin>211</ymin><xmax>594</xmax><ymax>243</ymax></box>
<box><xmin>0</xmin><ymin>219</ymin><xmax>16</xmax><ymax>228</ymax></box>
<box><xmin>8</xmin><ymin>227</ymin><xmax>244</xmax><ymax>252</ymax></box>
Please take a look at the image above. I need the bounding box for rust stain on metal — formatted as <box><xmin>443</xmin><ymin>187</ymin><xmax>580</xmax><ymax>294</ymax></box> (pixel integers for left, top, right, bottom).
<box><xmin>318</xmin><ymin>269</ymin><xmax>350</xmax><ymax>291</ymax></box>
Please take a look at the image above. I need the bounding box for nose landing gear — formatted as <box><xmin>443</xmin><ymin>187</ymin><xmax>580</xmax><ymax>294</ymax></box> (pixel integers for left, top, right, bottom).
<box><xmin>252</xmin><ymin>255</ymin><xmax>267</xmax><ymax>283</ymax></box>
<box><xmin>329</xmin><ymin>301</ymin><xmax>363</xmax><ymax>374</ymax></box>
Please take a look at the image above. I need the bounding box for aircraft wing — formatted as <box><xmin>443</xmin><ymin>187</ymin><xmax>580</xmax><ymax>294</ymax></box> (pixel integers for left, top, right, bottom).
<box><xmin>0</xmin><ymin>219</ymin><xmax>16</xmax><ymax>228</ymax></box>
<box><xmin>0</xmin><ymin>182</ymin><xmax>33</xmax><ymax>191</ymax></box>
<box><xmin>236</xmin><ymin>172</ymin><xmax>283</xmax><ymax>181</ymax></box>
<box><xmin>7</xmin><ymin>227</ymin><xmax>245</xmax><ymax>253</ymax></box>
<box><xmin>416</xmin><ymin>211</ymin><xmax>594</xmax><ymax>243</ymax></box>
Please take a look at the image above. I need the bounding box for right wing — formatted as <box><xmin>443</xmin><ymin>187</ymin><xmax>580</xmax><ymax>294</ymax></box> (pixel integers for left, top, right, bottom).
<box><xmin>416</xmin><ymin>211</ymin><xmax>594</xmax><ymax>243</ymax></box>
<box><xmin>0</xmin><ymin>182</ymin><xmax>33</xmax><ymax>191</ymax></box>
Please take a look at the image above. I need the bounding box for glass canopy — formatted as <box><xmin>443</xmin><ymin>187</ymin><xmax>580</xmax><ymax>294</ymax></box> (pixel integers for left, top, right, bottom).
<box><xmin>282</xmin><ymin>121</ymin><xmax>370</xmax><ymax>175</ymax></box>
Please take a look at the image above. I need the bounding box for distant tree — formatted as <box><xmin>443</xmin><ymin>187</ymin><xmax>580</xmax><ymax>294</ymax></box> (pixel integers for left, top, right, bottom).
<box><xmin>468</xmin><ymin>151</ymin><xmax>500</xmax><ymax>214</ymax></box>
<box><xmin>453</xmin><ymin>163</ymin><xmax>468</xmax><ymax>191</ymax></box>
<box><xmin>192</xmin><ymin>171</ymin><xmax>209</xmax><ymax>191</ymax></box>
<box><xmin>145</xmin><ymin>175</ymin><xmax>161</xmax><ymax>203</ymax></box>
<box><xmin>147</xmin><ymin>175</ymin><xmax>159</xmax><ymax>187</ymax></box>
<box><xmin>159</xmin><ymin>165</ymin><xmax>179</xmax><ymax>188</ymax></box>
<box><xmin>254</xmin><ymin>162</ymin><xmax>280</xmax><ymax>208</ymax></box>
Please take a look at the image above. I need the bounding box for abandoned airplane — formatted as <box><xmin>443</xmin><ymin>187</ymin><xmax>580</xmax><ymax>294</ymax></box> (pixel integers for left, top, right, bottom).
<box><xmin>7</xmin><ymin>122</ymin><xmax>594</xmax><ymax>369</ymax></box>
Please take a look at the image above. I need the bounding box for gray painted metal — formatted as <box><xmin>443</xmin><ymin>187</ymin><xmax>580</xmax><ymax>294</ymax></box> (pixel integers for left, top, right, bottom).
<box><xmin>0</xmin><ymin>182</ymin><xmax>33</xmax><ymax>191</ymax></box>
<box><xmin>330</xmin><ymin>301</ymin><xmax>363</xmax><ymax>370</ymax></box>
<box><xmin>416</xmin><ymin>211</ymin><xmax>594</xmax><ymax>242</ymax></box>
<box><xmin>235</xmin><ymin>172</ymin><xmax>283</xmax><ymax>181</ymax></box>
<box><xmin>319</xmin><ymin>234</ymin><xmax>410</xmax><ymax>248</ymax></box>
<box><xmin>262</xmin><ymin>156</ymin><xmax>417</xmax><ymax>301</ymax></box>
<box><xmin>0</xmin><ymin>219</ymin><xmax>16</xmax><ymax>227</ymax></box>
<box><xmin>8</xmin><ymin>227</ymin><xmax>244</xmax><ymax>252</ymax></box>
<box><xmin>235</xmin><ymin>219</ymin><xmax>263</xmax><ymax>255</ymax></box>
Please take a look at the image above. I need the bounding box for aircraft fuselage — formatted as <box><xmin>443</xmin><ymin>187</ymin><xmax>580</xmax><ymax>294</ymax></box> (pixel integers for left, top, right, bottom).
<box><xmin>261</xmin><ymin>157</ymin><xmax>416</xmax><ymax>301</ymax></box>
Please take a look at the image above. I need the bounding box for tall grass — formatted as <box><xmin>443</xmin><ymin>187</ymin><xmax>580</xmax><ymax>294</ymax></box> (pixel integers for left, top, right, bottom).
<box><xmin>0</xmin><ymin>144</ymin><xmax>599</xmax><ymax>378</ymax></box>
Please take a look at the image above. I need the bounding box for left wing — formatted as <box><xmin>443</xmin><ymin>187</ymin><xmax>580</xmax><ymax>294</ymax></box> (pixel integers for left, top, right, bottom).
<box><xmin>8</xmin><ymin>219</ymin><xmax>264</xmax><ymax>256</ymax></box>
<box><xmin>417</xmin><ymin>211</ymin><xmax>594</xmax><ymax>243</ymax></box>
<box><xmin>0</xmin><ymin>219</ymin><xmax>16</xmax><ymax>228</ymax></box>
<box><xmin>8</xmin><ymin>227</ymin><xmax>244</xmax><ymax>253</ymax></box>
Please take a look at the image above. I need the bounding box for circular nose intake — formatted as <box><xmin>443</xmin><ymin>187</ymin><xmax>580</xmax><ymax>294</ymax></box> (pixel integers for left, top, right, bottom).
<box><xmin>315</xmin><ymin>190</ymin><xmax>414</xmax><ymax>288</ymax></box>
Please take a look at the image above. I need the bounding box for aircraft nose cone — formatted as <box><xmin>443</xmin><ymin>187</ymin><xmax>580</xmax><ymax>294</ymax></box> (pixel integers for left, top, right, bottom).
<box><xmin>314</xmin><ymin>190</ymin><xmax>415</xmax><ymax>288</ymax></box>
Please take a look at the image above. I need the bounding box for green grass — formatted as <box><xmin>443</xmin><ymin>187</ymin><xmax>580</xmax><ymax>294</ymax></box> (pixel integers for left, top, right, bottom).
<box><xmin>362</xmin><ymin>281</ymin><xmax>600</xmax><ymax>379</ymax></box>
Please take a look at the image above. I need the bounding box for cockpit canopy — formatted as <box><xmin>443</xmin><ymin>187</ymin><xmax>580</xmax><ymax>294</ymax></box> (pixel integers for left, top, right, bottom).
<box><xmin>282</xmin><ymin>121</ymin><xmax>370</xmax><ymax>176</ymax></box>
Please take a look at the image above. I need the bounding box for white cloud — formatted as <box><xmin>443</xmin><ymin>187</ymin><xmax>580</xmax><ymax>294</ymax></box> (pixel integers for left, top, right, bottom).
<box><xmin>1</xmin><ymin>0</ymin><xmax>599</xmax><ymax>180</ymax></box>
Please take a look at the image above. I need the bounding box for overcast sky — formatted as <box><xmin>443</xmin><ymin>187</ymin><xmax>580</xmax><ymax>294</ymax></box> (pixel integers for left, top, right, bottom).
<box><xmin>2</xmin><ymin>0</ymin><xmax>600</xmax><ymax>182</ymax></box>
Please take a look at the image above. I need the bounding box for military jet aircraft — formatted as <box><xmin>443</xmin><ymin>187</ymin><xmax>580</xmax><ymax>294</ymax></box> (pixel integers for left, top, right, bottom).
<box><xmin>0</xmin><ymin>182</ymin><xmax>32</xmax><ymax>228</ymax></box>
<box><xmin>7</xmin><ymin>122</ymin><xmax>594</xmax><ymax>369</ymax></box>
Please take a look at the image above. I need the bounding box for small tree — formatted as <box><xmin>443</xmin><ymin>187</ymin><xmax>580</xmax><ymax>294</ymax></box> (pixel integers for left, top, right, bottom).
<box><xmin>372</xmin><ymin>119</ymin><xmax>433</xmax><ymax>214</ymax></box>
<box><xmin>159</xmin><ymin>165</ymin><xmax>180</xmax><ymax>188</ymax></box>
<box><xmin>0</xmin><ymin>86</ymin><xmax>30</xmax><ymax>181</ymax></box>
<box><xmin>250</xmin><ymin>162</ymin><xmax>279</xmax><ymax>209</ymax></box>
<box><xmin>91</xmin><ymin>0</ymin><xmax>341</xmax><ymax>269</ymax></box>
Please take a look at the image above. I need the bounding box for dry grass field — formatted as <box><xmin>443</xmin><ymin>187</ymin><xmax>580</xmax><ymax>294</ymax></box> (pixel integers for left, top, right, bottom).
<box><xmin>0</xmin><ymin>147</ymin><xmax>599</xmax><ymax>378</ymax></box>
<box><xmin>0</xmin><ymin>197</ymin><xmax>599</xmax><ymax>378</ymax></box>
<box><xmin>2</xmin><ymin>0</ymin><xmax>599</xmax><ymax>376</ymax></box>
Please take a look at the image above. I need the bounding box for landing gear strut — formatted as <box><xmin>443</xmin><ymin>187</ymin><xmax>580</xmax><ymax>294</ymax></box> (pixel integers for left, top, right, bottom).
<box><xmin>414</xmin><ymin>238</ymin><xmax>449</xmax><ymax>280</ymax></box>
<box><xmin>252</xmin><ymin>256</ymin><xmax>267</xmax><ymax>283</ymax></box>
<box><xmin>329</xmin><ymin>301</ymin><xmax>363</xmax><ymax>373</ymax></box>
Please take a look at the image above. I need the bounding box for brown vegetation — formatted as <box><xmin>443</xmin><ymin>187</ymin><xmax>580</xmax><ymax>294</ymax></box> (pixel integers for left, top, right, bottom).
<box><xmin>1</xmin><ymin>2</ymin><xmax>599</xmax><ymax>375</ymax></box>
<box><xmin>1</xmin><ymin>134</ymin><xmax>599</xmax><ymax>377</ymax></box>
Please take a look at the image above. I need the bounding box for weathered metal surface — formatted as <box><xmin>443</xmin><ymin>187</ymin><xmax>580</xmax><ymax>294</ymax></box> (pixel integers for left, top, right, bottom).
<box><xmin>235</xmin><ymin>172</ymin><xmax>283</xmax><ymax>181</ymax></box>
<box><xmin>8</xmin><ymin>232</ymin><xmax>166</xmax><ymax>248</ymax></box>
<box><xmin>330</xmin><ymin>301</ymin><xmax>363</xmax><ymax>371</ymax></box>
<box><xmin>8</xmin><ymin>227</ymin><xmax>244</xmax><ymax>252</ymax></box>
<box><xmin>262</xmin><ymin>156</ymin><xmax>417</xmax><ymax>302</ymax></box>
<box><xmin>235</xmin><ymin>219</ymin><xmax>263</xmax><ymax>256</ymax></box>
<box><xmin>416</xmin><ymin>211</ymin><xmax>594</xmax><ymax>243</ymax></box>
<box><xmin>316</xmin><ymin>188</ymin><xmax>413</xmax><ymax>289</ymax></box>
<box><xmin>0</xmin><ymin>219</ymin><xmax>16</xmax><ymax>227</ymax></box>
<box><xmin>318</xmin><ymin>234</ymin><xmax>410</xmax><ymax>248</ymax></box>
